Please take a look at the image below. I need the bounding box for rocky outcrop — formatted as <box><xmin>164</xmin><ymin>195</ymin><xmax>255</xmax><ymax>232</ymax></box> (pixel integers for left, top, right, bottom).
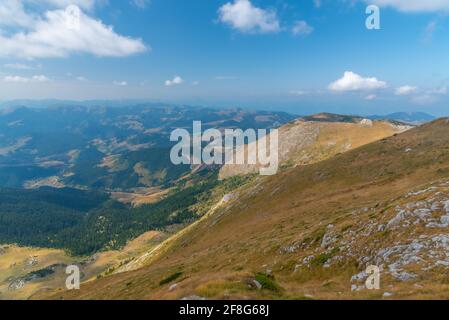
<box><xmin>290</xmin><ymin>179</ymin><xmax>449</xmax><ymax>290</ymax></box>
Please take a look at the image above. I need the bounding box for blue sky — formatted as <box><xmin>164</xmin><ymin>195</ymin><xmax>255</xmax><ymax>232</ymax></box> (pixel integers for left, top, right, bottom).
<box><xmin>0</xmin><ymin>0</ymin><xmax>449</xmax><ymax>116</ymax></box>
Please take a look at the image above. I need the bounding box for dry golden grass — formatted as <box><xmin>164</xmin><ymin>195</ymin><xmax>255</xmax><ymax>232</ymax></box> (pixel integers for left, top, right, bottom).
<box><xmin>131</xmin><ymin>188</ymin><xmax>171</xmax><ymax>207</ymax></box>
<box><xmin>0</xmin><ymin>246</ymin><xmax>73</xmax><ymax>300</ymax></box>
<box><xmin>45</xmin><ymin>119</ymin><xmax>449</xmax><ymax>300</ymax></box>
<box><xmin>111</xmin><ymin>187</ymin><xmax>171</xmax><ymax>207</ymax></box>
<box><xmin>1</xmin><ymin>230</ymin><xmax>168</xmax><ymax>300</ymax></box>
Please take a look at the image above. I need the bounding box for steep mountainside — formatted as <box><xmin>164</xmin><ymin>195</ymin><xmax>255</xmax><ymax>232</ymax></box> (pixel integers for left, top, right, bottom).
<box><xmin>220</xmin><ymin>116</ymin><xmax>410</xmax><ymax>179</ymax></box>
<box><xmin>52</xmin><ymin>118</ymin><xmax>449</xmax><ymax>300</ymax></box>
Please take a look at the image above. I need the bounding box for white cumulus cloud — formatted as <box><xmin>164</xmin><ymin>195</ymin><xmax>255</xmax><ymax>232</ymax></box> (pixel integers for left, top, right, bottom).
<box><xmin>328</xmin><ymin>71</ymin><xmax>387</xmax><ymax>92</ymax></box>
<box><xmin>113</xmin><ymin>80</ymin><xmax>128</xmax><ymax>86</ymax></box>
<box><xmin>32</xmin><ymin>75</ymin><xmax>49</xmax><ymax>82</ymax></box>
<box><xmin>0</xmin><ymin>0</ymin><xmax>99</xmax><ymax>28</ymax></box>
<box><xmin>0</xmin><ymin>2</ymin><xmax>147</xmax><ymax>59</ymax></box>
<box><xmin>3</xmin><ymin>75</ymin><xmax>29</xmax><ymax>83</ymax></box>
<box><xmin>41</xmin><ymin>0</ymin><xmax>98</xmax><ymax>11</ymax></box>
<box><xmin>218</xmin><ymin>0</ymin><xmax>280</xmax><ymax>34</ymax></box>
<box><xmin>4</xmin><ymin>74</ymin><xmax>49</xmax><ymax>83</ymax></box>
<box><xmin>292</xmin><ymin>21</ymin><xmax>313</xmax><ymax>36</ymax></box>
<box><xmin>395</xmin><ymin>85</ymin><xmax>417</xmax><ymax>95</ymax></box>
<box><xmin>4</xmin><ymin>63</ymin><xmax>36</xmax><ymax>70</ymax></box>
<box><xmin>0</xmin><ymin>0</ymin><xmax>35</xmax><ymax>28</ymax></box>
<box><xmin>165</xmin><ymin>76</ymin><xmax>184</xmax><ymax>86</ymax></box>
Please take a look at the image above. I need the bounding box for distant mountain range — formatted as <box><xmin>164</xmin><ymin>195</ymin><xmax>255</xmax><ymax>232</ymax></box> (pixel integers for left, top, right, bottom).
<box><xmin>300</xmin><ymin>112</ymin><xmax>436</xmax><ymax>125</ymax></box>
<box><xmin>368</xmin><ymin>112</ymin><xmax>436</xmax><ymax>124</ymax></box>
<box><xmin>0</xmin><ymin>101</ymin><xmax>437</xmax><ymax>124</ymax></box>
<box><xmin>0</xmin><ymin>104</ymin><xmax>294</xmax><ymax>190</ymax></box>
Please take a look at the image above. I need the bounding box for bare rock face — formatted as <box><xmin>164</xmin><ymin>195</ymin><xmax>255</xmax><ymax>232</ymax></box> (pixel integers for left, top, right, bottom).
<box><xmin>346</xmin><ymin>181</ymin><xmax>449</xmax><ymax>283</ymax></box>
<box><xmin>0</xmin><ymin>246</ymin><xmax>8</xmax><ymax>255</ymax></box>
<box><xmin>8</xmin><ymin>279</ymin><xmax>25</xmax><ymax>291</ymax></box>
<box><xmin>359</xmin><ymin>119</ymin><xmax>373</xmax><ymax>127</ymax></box>
<box><xmin>288</xmin><ymin>178</ymin><xmax>449</xmax><ymax>293</ymax></box>
<box><xmin>321</xmin><ymin>224</ymin><xmax>337</xmax><ymax>249</ymax></box>
<box><xmin>169</xmin><ymin>283</ymin><xmax>178</xmax><ymax>291</ymax></box>
<box><xmin>26</xmin><ymin>256</ymin><xmax>39</xmax><ymax>268</ymax></box>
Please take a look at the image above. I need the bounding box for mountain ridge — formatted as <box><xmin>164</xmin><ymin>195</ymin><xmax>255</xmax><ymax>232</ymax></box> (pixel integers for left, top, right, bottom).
<box><xmin>220</xmin><ymin>115</ymin><xmax>411</xmax><ymax>179</ymax></box>
<box><xmin>368</xmin><ymin>112</ymin><xmax>435</xmax><ymax>124</ymax></box>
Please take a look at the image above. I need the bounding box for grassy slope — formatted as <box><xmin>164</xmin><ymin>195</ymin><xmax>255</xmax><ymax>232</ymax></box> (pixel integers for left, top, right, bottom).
<box><xmin>0</xmin><ymin>245</ymin><xmax>74</xmax><ymax>300</ymax></box>
<box><xmin>50</xmin><ymin>119</ymin><xmax>449</xmax><ymax>300</ymax></box>
<box><xmin>0</xmin><ymin>230</ymin><xmax>170</xmax><ymax>300</ymax></box>
<box><xmin>219</xmin><ymin>120</ymin><xmax>407</xmax><ymax>179</ymax></box>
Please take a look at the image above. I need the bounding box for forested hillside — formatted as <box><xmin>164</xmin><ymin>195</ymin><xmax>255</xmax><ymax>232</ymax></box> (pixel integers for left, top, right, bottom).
<box><xmin>0</xmin><ymin>174</ymin><xmax>251</xmax><ymax>256</ymax></box>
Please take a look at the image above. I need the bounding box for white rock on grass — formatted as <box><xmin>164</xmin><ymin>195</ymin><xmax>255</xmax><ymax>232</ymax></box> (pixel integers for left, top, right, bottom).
<box><xmin>351</xmin><ymin>271</ymin><xmax>367</xmax><ymax>283</ymax></box>
<box><xmin>252</xmin><ymin>280</ymin><xmax>262</xmax><ymax>290</ymax></box>
<box><xmin>386</xmin><ymin>211</ymin><xmax>407</xmax><ymax>229</ymax></box>
<box><xmin>444</xmin><ymin>200</ymin><xmax>449</xmax><ymax>213</ymax></box>
<box><xmin>440</xmin><ymin>216</ymin><xmax>449</xmax><ymax>225</ymax></box>
<box><xmin>393</xmin><ymin>271</ymin><xmax>416</xmax><ymax>282</ymax></box>
<box><xmin>169</xmin><ymin>283</ymin><xmax>179</xmax><ymax>291</ymax></box>
<box><xmin>181</xmin><ymin>295</ymin><xmax>206</xmax><ymax>300</ymax></box>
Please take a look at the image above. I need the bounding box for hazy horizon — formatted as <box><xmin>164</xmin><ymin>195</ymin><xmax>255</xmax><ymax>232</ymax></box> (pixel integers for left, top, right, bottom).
<box><xmin>0</xmin><ymin>98</ymin><xmax>447</xmax><ymax>118</ymax></box>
